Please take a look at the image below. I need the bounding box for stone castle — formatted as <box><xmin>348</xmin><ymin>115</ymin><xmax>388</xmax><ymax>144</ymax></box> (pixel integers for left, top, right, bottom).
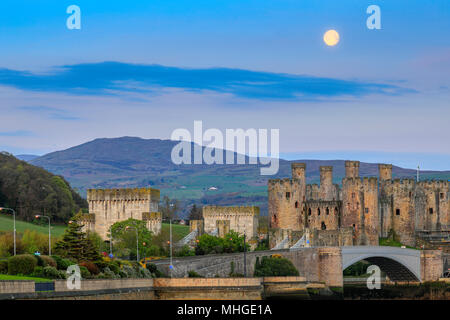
<box><xmin>81</xmin><ymin>187</ymin><xmax>162</xmax><ymax>239</ymax></box>
<box><xmin>269</xmin><ymin>161</ymin><xmax>449</xmax><ymax>248</ymax></box>
<box><xmin>185</xmin><ymin>206</ymin><xmax>260</xmax><ymax>248</ymax></box>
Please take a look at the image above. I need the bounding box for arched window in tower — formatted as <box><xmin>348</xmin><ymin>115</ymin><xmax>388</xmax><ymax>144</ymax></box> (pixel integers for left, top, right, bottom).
<box><xmin>335</xmin><ymin>207</ymin><xmax>338</xmax><ymax>215</ymax></box>
<box><xmin>326</xmin><ymin>207</ymin><xmax>330</xmax><ymax>215</ymax></box>
<box><xmin>285</xmin><ymin>192</ymin><xmax>291</xmax><ymax>200</ymax></box>
<box><xmin>308</xmin><ymin>208</ymin><xmax>312</xmax><ymax>216</ymax></box>
<box><xmin>321</xmin><ymin>222</ymin><xmax>327</xmax><ymax>230</ymax></box>
<box><xmin>273</xmin><ymin>215</ymin><xmax>277</xmax><ymax>223</ymax></box>
<box><xmin>429</xmin><ymin>208</ymin><xmax>433</xmax><ymax>214</ymax></box>
<box><xmin>318</xmin><ymin>208</ymin><xmax>321</xmax><ymax>216</ymax></box>
<box><xmin>295</xmin><ymin>201</ymin><xmax>299</xmax><ymax>208</ymax></box>
<box><xmin>396</xmin><ymin>209</ymin><xmax>400</xmax><ymax>216</ymax></box>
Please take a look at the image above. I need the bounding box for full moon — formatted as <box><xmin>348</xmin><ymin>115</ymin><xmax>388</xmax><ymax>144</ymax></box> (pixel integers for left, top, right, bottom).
<box><xmin>323</xmin><ymin>29</ymin><xmax>340</xmax><ymax>46</ymax></box>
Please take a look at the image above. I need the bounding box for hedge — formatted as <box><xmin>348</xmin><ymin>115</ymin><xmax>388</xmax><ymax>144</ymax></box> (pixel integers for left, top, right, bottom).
<box><xmin>52</xmin><ymin>255</ymin><xmax>75</xmax><ymax>270</ymax></box>
<box><xmin>8</xmin><ymin>254</ymin><xmax>38</xmax><ymax>275</ymax></box>
<box><xmin>0</xmin><ymin>260</ymin><xmax>8</xmax><ymax>274</ymax></box>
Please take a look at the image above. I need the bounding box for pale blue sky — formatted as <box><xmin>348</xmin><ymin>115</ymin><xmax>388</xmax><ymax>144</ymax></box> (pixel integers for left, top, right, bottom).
<box><xmin>0</xmin><ymin>1</ymin><xmax>449</xmax><ymax>169</ymax></box>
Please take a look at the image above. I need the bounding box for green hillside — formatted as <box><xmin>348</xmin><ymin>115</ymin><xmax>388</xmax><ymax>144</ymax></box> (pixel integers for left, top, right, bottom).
<box><xmin>0</xmin><ymin>152</ymin><xmax>88</xmax><ymax>223</ymax></box>
<box><xmin>0</xmin><ymin>215</ymin><xmax>66</xmax><ymax>237</ymax></box>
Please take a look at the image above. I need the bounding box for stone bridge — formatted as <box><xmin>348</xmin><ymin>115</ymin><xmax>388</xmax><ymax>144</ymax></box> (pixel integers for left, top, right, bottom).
<box><xmin>153</xmin><ymin>246</ymin><xmax>444</xmax><ymax>287</ymax></box>
<box><xmin>341</xmin><ymin>246</ymin><xmax>421</xmax><ymax>281</ymax></box>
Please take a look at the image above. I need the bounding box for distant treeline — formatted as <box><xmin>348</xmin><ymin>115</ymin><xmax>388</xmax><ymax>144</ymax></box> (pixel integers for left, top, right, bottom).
<box><xmin>0</xmin><ymin>152</ymin><xmax>87</xmax><ymax>223</ymax></box>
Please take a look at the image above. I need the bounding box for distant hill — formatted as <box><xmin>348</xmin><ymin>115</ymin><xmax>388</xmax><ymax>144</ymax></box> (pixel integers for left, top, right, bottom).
<box><xmin>16</xmin><ymin>154</ymin><xmax>39</xmax><ymax>162</ymax></box>
<box><xmin>29</xmin><ymin>137</ymin><xmax>450</xmax><ymax>217</ymax></box>
<box><xmin>0</xmin><ymin>152</ymin><xmax>87</xmax><ymax>223</ymax></box>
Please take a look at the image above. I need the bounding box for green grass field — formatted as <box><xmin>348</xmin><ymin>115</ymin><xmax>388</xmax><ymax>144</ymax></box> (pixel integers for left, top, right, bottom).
<box><xmin>0</xmin><ymin>215</ymin><xmax>67</xmax><ymax>237</ymax></box>
<box><xmin>161</xmin><ymin>222</ymin><xmax>190</xmax><ymax>241</ymax></box>
<box><xmin>0</xmin><ymin>274</ymin><xmax>51</xmax><ymax>282</ymax></box>
<box><xmin>0</xmin><ymin>214</ymin><xmax>189</xmax><ymax>243</ymax></box>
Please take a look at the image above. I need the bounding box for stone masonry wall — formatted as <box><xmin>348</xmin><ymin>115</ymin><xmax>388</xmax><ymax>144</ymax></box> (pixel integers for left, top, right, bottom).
<box><xmin>87</xmin><ymin>187</ymin><xmax>161</xmax><ymax>239</ymax></box>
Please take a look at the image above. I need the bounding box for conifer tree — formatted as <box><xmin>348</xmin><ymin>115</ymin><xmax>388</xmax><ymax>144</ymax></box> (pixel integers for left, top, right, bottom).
<box><xmin>55</xmin><ymin>214</ymin><xmax>102</xmax><ymax>262</ymax></box>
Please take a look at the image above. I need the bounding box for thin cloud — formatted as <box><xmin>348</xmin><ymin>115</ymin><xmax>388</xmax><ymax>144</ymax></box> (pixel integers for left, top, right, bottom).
<box><xmin>17</xmin><ymin>106</ymin><xmax>81</xmax><ymax>121</ymax></box>
<box><xmin>0</xmin><ymin>130</ymin><xmax>34</xmax><ymax>137</ymax></box>
<box><xmin>0</xmin><ymin>62</ymin><xmax>416</xmax><ymax>101</ymax></box>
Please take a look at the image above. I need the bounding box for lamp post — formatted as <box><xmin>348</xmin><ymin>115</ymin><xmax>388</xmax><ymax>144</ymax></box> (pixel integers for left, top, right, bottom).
<box><xmin>35</xmin><ymin>215</ymin><xmax>51</xmax><ymax>256</ymax></box>
<box><xmin>126</xmin><ymin>226</ymin><xmax>139</xmax><ymax>262</ymax></box>
<box><xmin>108</xmin><ymin>226</ymin><xmax>113</xmax><ymax>257</ymax></box>
<box><xmin>170</xmin><ymin>218</ymin><xmax>173</xmax><ymax>276</ymax></box>
<box><xmin>0</xmin><ymin>207</ymin><xmax>16</xmax><ymax>256</ymax></box>
<box><xmin>243</xmin><ymin>231</ymin><xmax>247</xmax><ymax>277</ymax></box>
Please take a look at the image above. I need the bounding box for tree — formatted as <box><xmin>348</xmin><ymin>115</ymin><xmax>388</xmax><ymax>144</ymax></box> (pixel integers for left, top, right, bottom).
<box><xmin>54</xmin><ymin>218</ymin><xmax>85</xmax><ymax>261</ymax></box>
<box><xmin>160</xmin><ymin>196</ymin><xmax>180</xmax><ymax>220</ymax></box>
<box><xmin>188</xmin><ymin>204</ymin><xmax>202</xmax><ymax>220</ymax></box>
<box><xmin>110</xmin><ymin>218</ymin><xmax>153</xmax><ymax>259</ymax></box>
<box><xmin>54</xmin><ymin>214</ymin><xmax>101</xmax><ymax>262</ymax></box>
<box><xmin>195</xmin><ymin>231</ymin><xmax>249</xmax><ymax>255</ymax></box>
<box><xmin>253</xmin><ymin>256</ymin><xmax>299</xmax><ymax>277</ymax></box>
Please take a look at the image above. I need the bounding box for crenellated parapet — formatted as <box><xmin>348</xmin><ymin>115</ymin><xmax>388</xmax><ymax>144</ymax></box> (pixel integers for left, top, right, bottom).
<box><xmin>203</xmin><ymin>205</ymin><xmax>260</xmax><ymax>217</ymax></box>
<box><xmin>87</xmin><ymin>187</ymin><xmax>160</xmax><ymax>201</ymax></box>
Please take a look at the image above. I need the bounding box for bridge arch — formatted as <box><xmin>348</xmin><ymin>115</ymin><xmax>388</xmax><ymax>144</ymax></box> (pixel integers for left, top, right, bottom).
<box><xmin>342</xmin><ymin>246</ymin><xmax>421</xmax><ymax>281</ymax></box>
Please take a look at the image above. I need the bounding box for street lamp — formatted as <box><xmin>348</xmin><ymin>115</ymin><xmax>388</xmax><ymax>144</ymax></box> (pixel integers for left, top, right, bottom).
<box><xmin>0</xmin><ymin>207</ymin><xmax>17</xmax><ymax>256</ymax></box>
<box><xmin>125</xmin><ymin>225</ymin><xmax>139</xmax><ymax>262</ymax></box>
<box><xmin>243</xmin><ymin>231</ymin><xmax>247</xmax><ymax>278</ymax></box>
<box><xmin>35</xmin><ymin>215</ymin><xmax>51</xmax><ymax>256</ymax></box>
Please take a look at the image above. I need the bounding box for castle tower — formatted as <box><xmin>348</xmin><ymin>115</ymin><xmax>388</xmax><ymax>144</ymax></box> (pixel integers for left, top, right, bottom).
<box><xmin>345</xmin><ymin>161</ymin><xmax>360</xmax><ymax>178</ymax></box>
<box><xmin>341</xmin><ymin>175</ymin><xmax>379</xmax><ymax>246</ymax></box>
<box><xmin>319</xmin><ymin>166</ymin><xmax>335</xmax><ymax>200</ymax></box>
<box><xmin>379</xmin><ymin>164</ymin><xmax>393</xmax><ymax>181</ymax></box>
<box><xmin>268</xmin><ymin>163</ymin><xmax>306</xmax><ymax>231</ymax></box>
<box><xmin>87</xmin><ymin>187</ymin><xmax>161</xmax><ymax>239</ymax></box>
<box><xmin>291</xmin><ymin>163</ymin><xmax>306</xmax><ymax>181</ymax></box>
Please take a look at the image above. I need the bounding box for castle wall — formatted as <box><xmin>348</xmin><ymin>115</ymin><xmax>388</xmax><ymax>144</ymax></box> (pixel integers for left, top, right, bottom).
<box><xmin>379</xmin><ymin>179</ymin><xmax>416</xmax><ymax>246</ymax></box>
<box><xmin>341</xmin><ymin>177</ymin><xmax>379</xmax><ymax>245</ymax></box>
<box><xmin>415</xmin><ymin>181</ymin><xmax>449</xmax><ymax>231</ymax></box>
<box><xmin>202</xmin><ymin>206</ymin><xmax>259</xmax><ymax>239</ymax></box>
<box><xmin>87</xmin><ymin>188</ymin><xmax>161</xmax><ymax>239</ymax></box>
<box><xmin>305</xmin><ymin>200</ymin><xmax>340</xmax><ymax>231</ymax></box>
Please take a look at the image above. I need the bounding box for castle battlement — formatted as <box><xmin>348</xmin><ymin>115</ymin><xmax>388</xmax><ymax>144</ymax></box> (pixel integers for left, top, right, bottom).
<box><xmin>203</xmin><ymin>205</ymin><xmax>260</xmax><ymax>216</ymax></box>
<box><xmin>87</xmin><ymin>187</ymin><xmax>160</xmax><ymax>201</ymax></box>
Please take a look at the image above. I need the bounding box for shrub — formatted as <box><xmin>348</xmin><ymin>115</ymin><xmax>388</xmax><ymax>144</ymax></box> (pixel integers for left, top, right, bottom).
<box><xmin>31</xmin><ymin>266</ymin><xmax>45</xmax><ymax>278</ymax></box>
<box><xmin>253</xmin><ymin>256</ymin><xmax>299</xmax><ymax>277</ymax></box>
<box><xmin>79</xmin><ymin>266</ymin><xmax>91</xmax><ymax>279</ymax></box>
<box><xmin>175</xmin><ymin>245</ymin><xmax>195</xmax><ymax>257</ymax></box>
<box><xmin>52</xmin><ymin>255</ymin><xmax>74</xmax><ymax>270</ymax></box>
<box><xmin>139</xmin><ymin>267</ymin><xmax>152</xmax><ymax>278</ymax></box>
<box><xmin>40</xmin><ymin>256</ymin><xmax>57</xmax><ymax>268</ymax></box>
<box><xmin>58</xmin><ymin>270</ymin><xmax>67</xmax><ymax>280</ymax></box>
<box><xmin>43</xmin><ymin>266</ymin><xmax>61</xmax><ymax>279</ymax></box>
<box><xmin>188</xmin><ymin>270</ymin><xmax>204</xmax><ymax>278</ymax></box>
<box><xmin>122</xmin><ymin>265</ymin><xmax>138</xmax><ymax>278</ymax></box>
<box><xmin>79</xmin><ymin>261</ymin><xmax>100</xmax><ymax>275</ymax></box>
<box><xmin>102</xmin><ymin>267</ymin><xmax>118</xmax><ymax>279</ymax></box>
<box><xmin>0</xmin><ymin>260</ymin><xmax>8</xmax><ymax>274</ymax></box>
<box><xmin>106</xmin><ymin>262</ymin><xmax>120</xmax><ymax>275</ymax></box>
<box><xmin>118</xmin><ymin>270</ymin><xmax>128</xmax><ymax>278</ymax></box>
<box><xmin>147</xmin><ymin>263</ymin><xmax>164</xmax><ymax>278</ymax></box>
<box><xmin>8</xmin><ymin>254</ymin><xmax>37</xmax><ymax>275</ymax></box>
